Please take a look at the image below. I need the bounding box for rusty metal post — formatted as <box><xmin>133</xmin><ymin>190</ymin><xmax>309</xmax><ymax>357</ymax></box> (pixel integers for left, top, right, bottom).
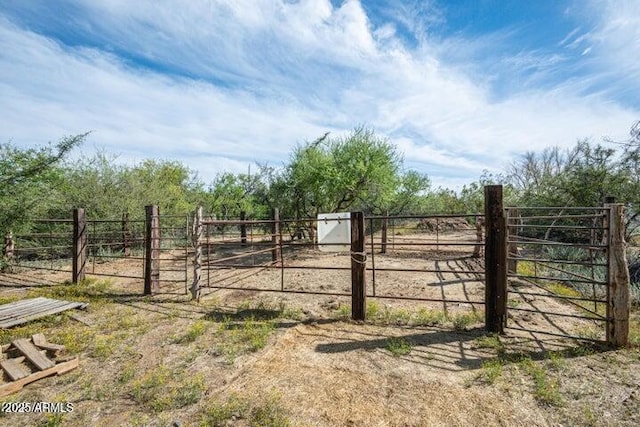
<box><xmin>240</xmin><ymin>211</ymin><xmax>247</xmax><ymax>247</ymax></box>
<box><xmin>271</xmin><ymin>208</ymin><xmax>280</xmax><ymax>262</ymax></box>
<box><xmin>381</xmin><ymin>211</ymin><xmax>388</xmax><ymax>254</ymax></box>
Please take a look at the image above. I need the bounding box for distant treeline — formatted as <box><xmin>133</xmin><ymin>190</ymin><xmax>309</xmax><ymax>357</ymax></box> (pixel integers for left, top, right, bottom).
<box><xmin>2</xmin><ymin>122</ymin><xmax>640</xmax><ymax>237</ymax></box>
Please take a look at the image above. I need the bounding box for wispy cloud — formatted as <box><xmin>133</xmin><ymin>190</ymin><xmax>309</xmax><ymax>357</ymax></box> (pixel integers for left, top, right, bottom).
<box><xmin>0</xmin><ymin>0</ymin><xmax>638</xmax><ymax>191</ymax></box>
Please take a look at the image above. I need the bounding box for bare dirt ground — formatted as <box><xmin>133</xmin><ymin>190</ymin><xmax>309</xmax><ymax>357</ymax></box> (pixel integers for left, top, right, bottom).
<box><xmin>0</xmin><ymin>229</ymin><xmax>638</xmax><ymax>426</ymax></box>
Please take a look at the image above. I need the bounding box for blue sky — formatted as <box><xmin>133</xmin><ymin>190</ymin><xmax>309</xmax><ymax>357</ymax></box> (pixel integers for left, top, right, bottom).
<box><xmin>1</xmin><ymin>0</ymin><xmax>638</xmax><ymax>190</ymax></box>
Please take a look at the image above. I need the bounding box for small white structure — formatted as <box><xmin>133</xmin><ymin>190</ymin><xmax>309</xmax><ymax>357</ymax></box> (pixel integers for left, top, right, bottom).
<box><xmin>317</xmin><ymin>212</ymin><xmax>351</xmax><ymax>252</ymax></box>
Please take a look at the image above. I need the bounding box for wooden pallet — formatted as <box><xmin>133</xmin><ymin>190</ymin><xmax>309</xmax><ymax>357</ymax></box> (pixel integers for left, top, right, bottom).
<box><xmin>0</xmin><ymin>334</ymin><xmax>79</xmax><ymax>397</ymax></box>
<box><xmin>0</xmin><ymin>297</ymin><xmax>88</xmax><ymax>328</ymax></box>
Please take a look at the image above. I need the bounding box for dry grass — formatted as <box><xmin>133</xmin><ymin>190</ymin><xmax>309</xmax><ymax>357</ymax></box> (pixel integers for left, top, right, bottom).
<box><xmin>0</xmin><ymin>246</ymin><xmax>639</xmax><ymax>426</ymax></box>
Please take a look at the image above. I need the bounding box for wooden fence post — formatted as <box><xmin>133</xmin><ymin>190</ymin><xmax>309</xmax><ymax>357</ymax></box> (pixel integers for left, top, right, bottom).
<box><xmin>2</xmin><ymin>232</ymin><xmax>14</xmax><ymax>272</ymax></box>
<box><xmin>381</xmin><ymin>211</ymin><xmax>388</xmax><ymax>254</ymax></box>
<box><xmin>351</xmin><ymin>211</ymin><xmax>366</xmax><ymax>321</ymax></box>
<box><xmin>72</xmin><ymin>208</ymin><xmax>87</xmax><ymax>284</ymax></box>
<box><xmin>122</xmin><ymin>211</ymin><xmax>131</xmax><ymax>257</ymax></box>
<box><xmin>606</xmin><ymin>203</ymin><xmax>630</xmax><ymax>347</ymax></box>
<box><xmin>271</xmin><ymin>208</ymin><xmax>280</xmax><ymax>262</ymax></box>
<box><xmin>240</xmin><ymin>211</ymin><xmax>247</xmax><ymax>247</ymax></box>
<box><xmin>144</xmin><ymin>205</ymin><xmax>160</xmax><ymax>295</ymax></box>
<box><xmin>191</xmin><ymin>206</ymin><xmax>202</xmax><ymax>300</ymax></box>
<box><xmin>507</xmin><ymin>208</ymin><xmax>519</xmax><ymax>274</ymax></box>
<box><xmin>484</xmin><ymin>186</ymin><xmax>507</xmax><ymax>333</ymax></box>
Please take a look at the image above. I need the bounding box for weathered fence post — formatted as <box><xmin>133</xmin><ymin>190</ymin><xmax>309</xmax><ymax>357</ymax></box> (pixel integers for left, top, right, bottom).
<box><xmin>122</xmin><ymin>211</ymin><xmax>131</xmax><ymax>257</ymax></box>
<box><xmin>381</xmin><ymin>210</ymin><xmax>388</xmax><ymax>254</ymax></box>
<box><xmin>484</xmin><ymin>186</ymin><xmax>507</xmax><ymax>334</ymax></box>
<box><xmin>507</xmin><ymin>208</ymin><xmax>519</xmax><ymax>274</ymax></box>
<box><xmin>351</xmin><ymin>211</ymin><xmax>366</xmax><ymax>321</ymax></box>
<box><xmin>72</xmin><ymin>208</ymin><xmax>87</xmax><ymax>284</ymax></box>
<box><xmin>271</xmin><ymin>208</ymin><xmax>280</xmax><ymax>262</ymax></box>
<box><xmin>240</xmin><ymin>211</ymin><xmax>247</xmax><ymax>247</ymax></box>
<box><xmin>605</xmin><ymin>203</ymin><xmax>630</xmax><ymax>347</ymax></box>
<box><xmin>191</xmin><ymin>206</ymin><xmax>202</xmax><ymax>300</ymax></box>
<box><xmin>144</xmin><ymin>205</ymin><xmax>160</xmax><ymax>295</ymax></box>
<box><xmin>2</xmin><ymin>232</ymin><xmax>14</xmax><ymax>272</ymax></box>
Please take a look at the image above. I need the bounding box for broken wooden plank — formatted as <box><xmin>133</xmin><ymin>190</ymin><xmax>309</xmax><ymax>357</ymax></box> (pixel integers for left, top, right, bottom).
<box><xmin>11</xmin><ymin>339</ymin><xmax>55</xmax><ymax>370</ymax></box>
<box><xmin>31</xmin><ymin>334</ymin><xmax>65</xmax><ymax>353</ymax></box>
<box><xmin>66</xmin><ymin>312</ymin><xmax>94</xmax><ymax>326</ymax></box>
<box><xmin>1</xmin><ymin>358</ymin><xmax>31</xmax><ymax>381</ymax></box>
<box><xmin>0</xmin><ymin>358</ymin><xmax>79</xmax><ymax>398</ymax></box>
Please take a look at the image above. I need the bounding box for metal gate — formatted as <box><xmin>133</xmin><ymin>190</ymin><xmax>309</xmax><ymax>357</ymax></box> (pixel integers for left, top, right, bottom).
<box><xmin>504</xmin><ymin>206</ymin><xmax>611</xmax><ymax>342</ymax></box>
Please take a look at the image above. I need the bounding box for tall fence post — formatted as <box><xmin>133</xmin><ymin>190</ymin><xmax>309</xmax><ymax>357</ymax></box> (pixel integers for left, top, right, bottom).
<box><xmin>606</xmin><ymin>203</ymin><xmax>630</xmax><ymax>347</ymax></box>
<box><xmin>122</xmin><ymin>211</ymin><xmax>131</xmax><ymax>257</ymax></box>
<box><xmin>271</xmin><ymin>208</ymin><xmax>280</xmax><ymax>262</ymax></box>
<box><xmin>484</xmin><ymin>186</ymin><xmax>507</xmax><ymax>333</ymax></box>
<box><xmin>240</xmin><ymin>211</ymin><xmax>247</xmax><ymax>247</ymax></box>
<box><xmin>144</xmin><ymin>205</ymin><xmax>160</xmax><ymax>295</ymax></box>
<box><xmin>2</xmin><ymin>232</ymin><xmax>14</xmax><ymax>272</ymax></box>
<box><xmin>381</xmin><ymin>210</ymin><xmax>388</xmax><ymax>254</ymax></box>
<box><xmin>191</xmin><ymin>206</ymin><xmax>202</xmax><ymax>300</ymax></box>
<box><xmin>72</xmin><ymin>208</ymin><xmax>87</xmax><ymax>284</ymax></box>
<box><xmin>351</xmin><ymin>211</ymin><xmax>366</xmax><ymax>321</ymax></box>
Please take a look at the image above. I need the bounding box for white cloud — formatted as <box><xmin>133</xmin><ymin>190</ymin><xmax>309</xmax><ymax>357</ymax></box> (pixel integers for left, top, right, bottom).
<box><xmin>0</xmin><ymin>0</ymin><xmax>638</xmax><ymax>193</ymax></box>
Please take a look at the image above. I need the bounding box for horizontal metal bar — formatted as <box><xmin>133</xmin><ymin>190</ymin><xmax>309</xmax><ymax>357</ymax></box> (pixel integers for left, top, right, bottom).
<box><xmin>202</xmin><ymin>219</ymin><xmax>278</xmax><ymax>226</ymax></box>
<box><xmin>368</xmin><ymin>295</ymin><xmax>485</xmax><ymax>305</ymax></box>
<box><xmin>507</xmin><ymin>240</ymin><xmax>607</xmax><ymax>249</ymax></box>
<box><xmin>32</xmin><ymin>219</ymin><xmax>73</xmax><ymax>223</ymax></box>
<box><xmin>200</xmin><ymin>285</ymin><xmax>351</xmax><ymax>297</ymax></box>
<box><xmin>14</xmin><ymin>245</ymin><xmax>72</xmax><ymax>252</ymax></box>
<box><xmin>88</xmin><ymin>253</ymin><xmax>126</xmax><ymax>259</ymax></box>
<box><xmin>370</xmin><ymin>214</ymin><xmax>482</xmax><ymax>219</ymax></box>
<box><xmin>13</xmin><ymin>265</ymin><xmax>70</xmax><ymax>273</ymax></box>
<box><xmin>87</xmin><ymin>219</ymin><xmax>145</xmax><ymax>223</ymax></box>
<box><xmin>508</xmin><ymin>290</ymin><xmax>607</xmax><ymax>304</ymax></box>
<box><xmin>506</xmin><ymin>206</ymin><xmax>606</xmax><ymax>211</ymax></box>
<box><xmin>158</xmin><ymin>268</ymin><xmax>188</xmax><ymax>272</ymax></box>
<box><xmin>507</xmin><ymin>223</ymin><xmax>606</xmax><ymax>230</ymax></box>
<box><xmin>204</xmin><ymin>247</ymin><xmax>280</xmax><ymax>264</ymax></box>
<box><xmin>508</xmin><ymin>306</ymin><xmax>607</xmax><ymax>321</ymax></box>
<box><xmin>505</xmin><ymin>326</ymin><xmax>605</xmax><ymax>343</ymax></box>
<box><xmin>13</xmin><ymin>232</ymin><xmax>72</xmax><ymax>238</ymax></box>
<box><xmin>206</xmin><ymin>265</ymin><xmax>351</xmax><ymax>271</ymax></box>
<box><xmin>86</xmin><ymin>272</ymin><xmax>144</xmax><ymax>280</ymax></box>
<box><xmin>86</xmin><ymin>242</ymin><xmax>130</xmax><ymax>248</ymax></box>
<box><xmin>512</xmin><ymin>214</ymin><xmax>605</xmax><ymax>220</ymax></box>
<box><xmin>158</xmin><ymin>278</ymin><xmax>187</xmax><ymax>283</ymax></box>
<box><xmin>509</xmin><ymin>274</ymin><xmax>607</xmax><ymax>285</ymax></box>
<box><xmin>507</xmin><ymin>256</ymin><xmax>607</xmax><ymax>267</ymax></box>
<box><xmin>90</xmin><ymin>254</ymin><xmax>145</xmax><ymax>261</ymax></box>
<box><xmin>203</xmin><ymin>241</ymin><xmax>282</xmax><ymax>248</ymax></box>
<box><xmin>366</xmin><ymin>267</ymin><xmax>484</xmax><ymax>275</ymax></box>
<box><xmin>376</xmin><ymin>242</ymin><xmax>483</xmax><ymax>247</ymax></box>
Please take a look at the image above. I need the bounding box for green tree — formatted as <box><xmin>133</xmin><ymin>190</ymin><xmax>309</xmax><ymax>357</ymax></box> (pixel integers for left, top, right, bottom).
<box><xmin>0</xmin><ymin>133</ymin><xmax>87</xmax><ymax>233</ymax></box>
<box><xmin>273</xmin><ymin>126</ymin><xmax>429</xmax><ymax>218</ymax></box>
